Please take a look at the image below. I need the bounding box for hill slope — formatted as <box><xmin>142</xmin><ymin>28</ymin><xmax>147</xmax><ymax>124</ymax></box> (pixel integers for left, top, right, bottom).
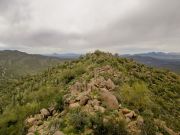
<box><xmin>0</xmin><ymin>51</ymin><xmax>179</xmax><ymax>135</ymax></box>
<box><xmin>0</xmin><ymin>50</ymin><xmax>64</xmax><ymax>79</ymax></box>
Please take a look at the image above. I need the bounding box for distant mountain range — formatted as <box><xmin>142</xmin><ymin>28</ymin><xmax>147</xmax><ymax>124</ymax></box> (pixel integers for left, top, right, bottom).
<box><xmin>45</xmin><ymin>51</ymin><xmax>180</xmax><ymax>73</ymax></box>
<box><xmin>0</xmin><ymin>50</ymin><xmax>180</xmax><ymax>80</ymax></box>
<box><xmin>121</xmin><ymin>52</ymin><xmax>180</xmax><ymax>73</ymax></box>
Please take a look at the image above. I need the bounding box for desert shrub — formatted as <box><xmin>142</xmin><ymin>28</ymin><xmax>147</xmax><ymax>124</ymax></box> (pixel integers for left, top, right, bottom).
<box><xmin>68</xmin><ymin>108</ymin><xmax>89</xmax><ymax>133</ymax></box>
<box><xmin>120</xmin><ymin>82</ymin><xmax>153</xmax><ymax>112</ymax></box>
<box><xmin>141</xmin><ymin>118</ymin><xmax>157</xmax><ymax>135</ymax></box>
<box><xmin>55</xmin><ymin>94</ymin><xmax>64</xmax><ymax>111</ymax></box>
<box><xmin>74</xmin><ymin>64</ymin><xmax>86</xmax><ymax>76</ymax></box>
<box><xmin>61</xmin><ymin>70</ymin><xmax>75</xmax><ymax>84</ymax></box>
<box><xmin>61</xmin><ymin>66</ymin><xmax>86</xmax><ymax>84</ymax></box>
<box><xmin>91</xmin><ymin>113</ymin><xmax>128</xmax><ymax>135</ymax></box>
<box><xmin>0</xmin><ymin>101</ymin><xmax>40</xmax><ymax>135</ymax></box>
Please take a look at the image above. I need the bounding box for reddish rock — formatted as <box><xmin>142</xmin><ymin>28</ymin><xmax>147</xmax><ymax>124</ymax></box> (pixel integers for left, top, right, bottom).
<box><xmin>80</xmin><ymin>96</ymin><xmax>89</xmax><ymax>105</ymax></box>
<box><xmin>100</xmin><ymin>88</ymin><xmax>119</xmax><ymax>109</ymax></box>
<box><xmin>106</xmin><ymin>79</ymin><xmax>115</xmax><ymax>90</ymax></box>
<box><xmin>121</xmin><ymin>108</ymin><xmax>131</xmax><ymax>114</ymax></box>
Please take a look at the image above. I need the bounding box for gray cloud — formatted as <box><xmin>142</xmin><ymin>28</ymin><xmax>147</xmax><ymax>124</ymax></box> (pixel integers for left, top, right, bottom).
<box><xmin>0</xmin><ymin>0</ymin><xmax>180</xmax><ymax>54</ymax></box>
<box><xmin>85</xmin><ymin>0</ymin><xmax>180</xmax><ymax>49</ymax></box>
<box><xmin>0</xmin><ymin>0</ymin><xmax>29</xmax><ymax>25</ymax></box>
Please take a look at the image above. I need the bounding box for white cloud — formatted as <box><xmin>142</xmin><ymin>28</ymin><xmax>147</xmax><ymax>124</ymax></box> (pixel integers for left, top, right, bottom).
<box><xmin>0</xmin><ymin>0</ymin><xmax>180</xmax><ymax>54</ymax></box>
<box><xmin>29</xmin><ymin>0</ymin><xmax>141</xmax><ymax>33</ymax></box>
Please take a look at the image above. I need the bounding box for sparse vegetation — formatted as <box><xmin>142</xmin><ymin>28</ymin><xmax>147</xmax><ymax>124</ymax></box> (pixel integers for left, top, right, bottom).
<box><xmin>0</xmin><ymin>51</ymin><xmax>179</xmax><ymax>134</ymax></box>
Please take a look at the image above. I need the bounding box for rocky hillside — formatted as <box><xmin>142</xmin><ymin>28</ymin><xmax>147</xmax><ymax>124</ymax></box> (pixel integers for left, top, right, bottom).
<box><xmin>0</xmin><ymin>51</ymin><xmax>179</xmax><ymax>135</ymax></box>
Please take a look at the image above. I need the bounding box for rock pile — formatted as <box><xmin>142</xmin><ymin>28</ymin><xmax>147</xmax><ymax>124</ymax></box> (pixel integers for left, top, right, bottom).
<box><xmin>25</xmin><ymin>66</ymin><xmax>145</xmax><ymax>135</ymax></box>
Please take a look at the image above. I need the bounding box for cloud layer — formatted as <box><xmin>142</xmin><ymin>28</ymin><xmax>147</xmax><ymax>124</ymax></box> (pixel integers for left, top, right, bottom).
<box><xmin>0</xmin><ymin>0</ymin><xmax>180</xmax><ymax>54</ymax></box>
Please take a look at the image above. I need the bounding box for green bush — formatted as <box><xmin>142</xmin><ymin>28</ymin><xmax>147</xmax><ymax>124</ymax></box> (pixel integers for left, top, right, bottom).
<box><xmin>120</xmin><ymin>82</ymin><xmax>153</xmax><ymax>112</ymax></box>
<box><xmin>61</xmin><ymin>70</ymin><xmax>75</xmax><ymax>84</ymax></box>
<box><xmin>68</xmin><ymin>108</ymin><xmax>89</xmax><ymax>133</ymax></box>
<box><xmin>55</xmin><ymin>94</ymin><xmax>64</xmax><ymax>111</ymax></box>
<box><xmin>141</xmin><ymin>118</ymin><xmax>157</xmax><ymax>135</ymax></box>
<box><xmin>61</xmin><ymin>66</ymin><xmax>86</xmax><ymax>84</ymax></box>
<box><xmin>91</xmin><ymin>113</ymin><xmax>128</xmax><ymax>135</ymax></box>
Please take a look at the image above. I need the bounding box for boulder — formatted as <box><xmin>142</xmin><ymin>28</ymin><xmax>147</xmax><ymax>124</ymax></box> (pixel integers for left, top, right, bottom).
<box><xmin>125</xmin><ymin>111</ymin><xmax>137</xmax><ymax>119</ymax></box>
<box><xmin>92</xmin><ymin>77</ymin><xmax>106</xmax><ymax>88</ymax></box>
<box><xmin>80</xmin><ymin>96</ymin><xmax>89</xmax><ymax>105</ymax></box>
<box><xmin>121</xmin><ymin>108</ymin><xmax>131</xmax><ymax>114</ymax></box>
<box><xmin>70</xmin><ymin>82</ymin><xmax>82</xmax><ymax>95</ymax></box>
<box><xmin>100</xmin><ymin>88</ymin><xmax>119</xmax><ymax>109</ymax></box>
<box><xmin>69</xmin><ymin>102</ymin><xmax>80</xmax><ymax>109</ymax></box>
<box><xmin>26</xmin><ymin>118</ymin><xmax>37</xmax><ymax>127</ymax></box>
<box><xmin>40</xmin><ymin>108</ymin><xmax>50</xmax><ymax>117</ymax></box>
<box><xmin>53</xmin><ymin>131</ymin><xmax>64</xmax><ymax>135</ymax></box>
<box><xmin>106</xmin><ymin>79</ymin><xmax>115</xmax><ymax>90</ymax></box>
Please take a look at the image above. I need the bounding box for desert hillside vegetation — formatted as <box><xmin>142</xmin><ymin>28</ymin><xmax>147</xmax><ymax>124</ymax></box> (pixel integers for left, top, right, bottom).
<box><xmin>0</xmin><ymin>51</ymin><xmax>179</xmax><ymax>135</ymax></box>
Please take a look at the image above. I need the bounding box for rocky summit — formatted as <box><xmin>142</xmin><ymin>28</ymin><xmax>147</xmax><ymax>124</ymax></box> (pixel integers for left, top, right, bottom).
<box><xmin>0</xmin><ymin>51</ymin><xmax>180</xmax><ymax>135</ymax></box>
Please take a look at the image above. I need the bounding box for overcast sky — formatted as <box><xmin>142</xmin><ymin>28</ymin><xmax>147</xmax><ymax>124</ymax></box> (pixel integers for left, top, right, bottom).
<box><xmin>0</xmin><ymin>0</ymin><xmax>180</xmax><ymax>54</ymax></box>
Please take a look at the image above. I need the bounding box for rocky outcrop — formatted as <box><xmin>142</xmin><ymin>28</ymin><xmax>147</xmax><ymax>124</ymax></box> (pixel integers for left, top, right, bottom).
<box><xmin>40</xmin><ymin>108</ymin><xmax>50</xmax><ymax>118</ymax></box>
<box><xmin>100</xmin><ymin>88</ymin><xmax>119</xmax><ymax>109</ymax></box>
<box><xmin>25</xmin><ymin>67</ymin><xmax>145</xmax><ymax>135</ymax></box>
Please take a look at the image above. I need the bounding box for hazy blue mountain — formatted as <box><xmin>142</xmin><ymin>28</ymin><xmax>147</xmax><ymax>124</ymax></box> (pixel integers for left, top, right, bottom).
<box><xmin>133</xmin><ymin>52</ymin><xmax>180</xmax><ymax>60</ymax></box>
<box><xmin>122</xmin><ymin>52</ymin><xmax>180</xmax><ymax>73</ymax></box>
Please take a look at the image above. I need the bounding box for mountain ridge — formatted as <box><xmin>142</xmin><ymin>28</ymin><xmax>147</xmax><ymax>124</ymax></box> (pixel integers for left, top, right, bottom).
<box><xmin>0</xmin><ymin>50</ymin><xmax>64</xmax><ymax>79</ymax></box>
<box><xmin>0</xmin><ymin>51</ymin><xmax>179</xmax><ymax>135</ymax></box>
